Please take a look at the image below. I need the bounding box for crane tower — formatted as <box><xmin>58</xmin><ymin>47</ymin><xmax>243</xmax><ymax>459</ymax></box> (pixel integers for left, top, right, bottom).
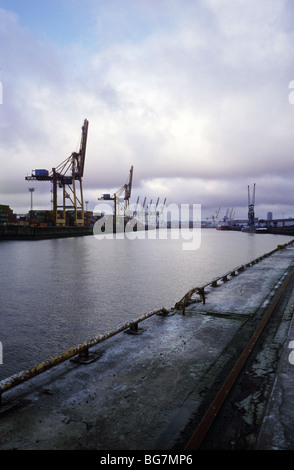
<box><xmin>25</xmin><ymin>119</ymin><xmax>89</xmax><ymax>226</ymax></box>
<box><xmin>248</xmin><ymin>183</ymin><xmax>256</xmax><ymax>228</ymax></box>
<box><xmin>115</xmin><ymin>165</ymin><xmax>134</xmax><ymax>218</ymax></box>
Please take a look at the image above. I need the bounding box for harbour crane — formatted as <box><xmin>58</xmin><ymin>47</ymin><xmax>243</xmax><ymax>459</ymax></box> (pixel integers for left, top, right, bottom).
<box><xmin>141</xmin><ymin>197</ymin><xmax>147</xmax><ymax>226</ymax></box>
<box><xmin>156</xmin><ymin>197</ymin><xmax>167</xmax><ymax>227</ymax></box>
<box><xmin>98</xmin><ymin>165</ymin><xmax>134</xmax><ymax>231</ymax></box>
<box><xmin>229</xmin><ymin>208</ymin><xmax>235</xmax><ymax>224</ymax></box>
<box><xmin>144</xmin><ymin>197</ymin><xmax>167</xmax><ymax>228</ymax></box>
<box><xmin>116</xmin><ymin>165</ymin><xmax>133</xmax><ymax>217</ymax></box>
<box><xmin>25</xmin><ymin>119</ymin><xmax>89</xmax><ymax>226</ymax></box>
<box><xmin>133</xmin><ymin>196</ymin><xmax>140</xmax><ymax>217</ymax></box>
<box><xmin>208</xmin><ymin>206</ymin><xmax>220</xmax><ymax>227</ymax></box>
<box><xmin>248</xmin><ymin>183</ymin><xmax>256</xmax><ymax>228</ymax></box>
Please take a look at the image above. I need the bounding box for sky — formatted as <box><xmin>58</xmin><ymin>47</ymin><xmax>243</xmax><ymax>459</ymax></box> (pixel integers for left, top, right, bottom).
<box><xmin>1</xmin><ymin>0</ymin><xmax>294</xmax><ymax>221</ymax></box>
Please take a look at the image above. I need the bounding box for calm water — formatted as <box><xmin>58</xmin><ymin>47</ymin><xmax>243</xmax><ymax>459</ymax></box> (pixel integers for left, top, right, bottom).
<box><xmin>0</xmin><ymin>229</ymin><xmax>293</xmax><ymax>380</ymax></box>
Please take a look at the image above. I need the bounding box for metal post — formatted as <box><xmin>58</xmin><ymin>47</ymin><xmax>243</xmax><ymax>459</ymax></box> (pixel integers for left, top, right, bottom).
<box><xmin>28</xmin><ymin>188</ymin><xmax>34</xmax><ymax>211</ymax></box>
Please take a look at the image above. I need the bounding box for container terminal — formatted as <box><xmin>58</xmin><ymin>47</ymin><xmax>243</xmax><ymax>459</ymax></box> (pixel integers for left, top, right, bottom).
<box><xmin>0</xmin><ymin>119</ymin><xmax>138</xmax><ymax>240</ymax></box>
<box><xmin>1</xmin><ymin>240</ymin><xmax>294</xmax><ymax>451</ymax></box>
<box><xmin>1</xmin><ymin>119</ymin><xmax>294</xmax><ymax>240</ymax></box>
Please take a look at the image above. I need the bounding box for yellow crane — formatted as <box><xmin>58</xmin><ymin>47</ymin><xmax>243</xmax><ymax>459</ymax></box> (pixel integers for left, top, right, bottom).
<box><xmin>25</xmin><ymin>119</ymin><xmax>89</xmax><ymax>226</ymax></box>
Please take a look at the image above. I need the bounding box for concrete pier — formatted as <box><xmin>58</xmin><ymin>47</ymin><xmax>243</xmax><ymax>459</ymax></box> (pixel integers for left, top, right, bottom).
<box><xmin>1</xmin><ymin>242</ymin><xmax>294</xmax><ymax>450</ymax></box>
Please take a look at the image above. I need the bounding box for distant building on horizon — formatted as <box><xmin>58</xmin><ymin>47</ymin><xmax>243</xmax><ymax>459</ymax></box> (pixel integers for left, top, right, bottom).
<box><xmin>267</xmin><ymin>212</ymin><xmax>273</xmax><ymax>221</ymax></box>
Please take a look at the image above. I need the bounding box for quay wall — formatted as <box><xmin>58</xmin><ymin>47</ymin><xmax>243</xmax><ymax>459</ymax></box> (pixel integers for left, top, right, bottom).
<box><xmin>0</xmin><ymin>225</ymin><xmax>93</xmax><ymax>240</ymax></box>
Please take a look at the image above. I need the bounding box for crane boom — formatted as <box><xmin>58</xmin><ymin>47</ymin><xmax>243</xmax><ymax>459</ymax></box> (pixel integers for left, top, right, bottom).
<box><xmin>252</xmin><ymin>182</ymin><xmax>256</xmax><ymax>205</ymax></box>
<box><xmin>248</xmin><ymin>183</ymin><xmax>256</xmax><ymax>205</ymax></box>
<box><xmin>125</xmin><ymin>165</ymin><xmax>133</xmax><ymax>200</ymax></box>
<box><xmin>248</xmin><ymin>183</ymin><xmax>256</xmax><ymax>228</ymax></box>
<box><xmin>73</xmin><ymin>118</ymin><xmax>88</xmax><ymax>178</ymax></box>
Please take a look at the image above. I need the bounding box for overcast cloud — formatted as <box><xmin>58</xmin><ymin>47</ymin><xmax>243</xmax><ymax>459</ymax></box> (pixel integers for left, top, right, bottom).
<box><xmin>1</xmin><ymin>0</ymin><xmax>294</xmax><ymax>220</ymax></box>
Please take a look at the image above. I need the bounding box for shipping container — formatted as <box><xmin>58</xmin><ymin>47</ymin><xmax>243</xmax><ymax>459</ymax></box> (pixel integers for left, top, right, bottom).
<box><xmin>35</xmin><ymin>169</ymin><xmax>49</xmax><ymax>177</ymax></box>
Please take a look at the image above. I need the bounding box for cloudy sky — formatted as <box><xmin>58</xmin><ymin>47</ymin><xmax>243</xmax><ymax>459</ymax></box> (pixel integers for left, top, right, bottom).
<box><xmin>1</xmin><ymin>0</ymin><xmax>294</xmax><ymax>220</ymax></box>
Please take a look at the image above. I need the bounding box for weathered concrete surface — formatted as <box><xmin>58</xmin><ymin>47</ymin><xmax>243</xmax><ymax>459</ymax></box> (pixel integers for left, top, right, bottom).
<box><xmin>255</xmin><ymin>287</ymin><xmax>294</xmax><ymax>450</ymax></box>
<box><xmin>1</xmin><ymin>244</ymin><xmax>294</xmax><ymax>450</ymax></box>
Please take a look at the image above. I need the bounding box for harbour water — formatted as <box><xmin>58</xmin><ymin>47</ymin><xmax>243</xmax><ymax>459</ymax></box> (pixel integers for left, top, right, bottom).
<box><xmin>0</xmin><ymin>229</ymin><xmax>293</xmax><ymax>380</ymax></box>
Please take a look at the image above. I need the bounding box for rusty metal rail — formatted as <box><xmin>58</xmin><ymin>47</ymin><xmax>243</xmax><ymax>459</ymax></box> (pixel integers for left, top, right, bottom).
<box><xmin>174</xmin><ymin>241</ymin><xmax>293</xmax><ymax>313</ymax></box>
<box><xmin>0</xmin><ymin>306</ymin><xmax>169</xmax><ymax>405</ymax></box>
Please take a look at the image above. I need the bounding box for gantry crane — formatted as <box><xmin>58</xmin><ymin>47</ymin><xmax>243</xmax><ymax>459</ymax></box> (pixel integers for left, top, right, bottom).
<box><xmin>25</xmin><ymin>119</ymin><xmax>89</xmax><ymax>226</ymax></box>
<box><xmin>211</xmin><ymin>207</ymin><xmax>221</xmax><ymax>226</ymax></box>
<box><xmin>248</xmin><ymin>183</ymin><xmax>256</xmax><ymax>228</ymax></box>
<box><xmin>115</xmin><ymin>165</ymin><xmax>133</xmax><ymax>218</ymax></box>
<box><xmin>133</xmin><ymin>196</ymin><xmax>140</xmax><ymax>217</ymax></box>
<box><xmin>156</xmin><ymin>197</ymin><xmax>167</xmax><ymax>227</ymax></box>
<box><xmin>143</xmin><ymin>196</ymin><xmax>167</xmax><ymax>228</ymax></box>
<box><xmin>98</xmin><ymin>165</ymin><xmax>134</xmax><ymax>231</ymax></box>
